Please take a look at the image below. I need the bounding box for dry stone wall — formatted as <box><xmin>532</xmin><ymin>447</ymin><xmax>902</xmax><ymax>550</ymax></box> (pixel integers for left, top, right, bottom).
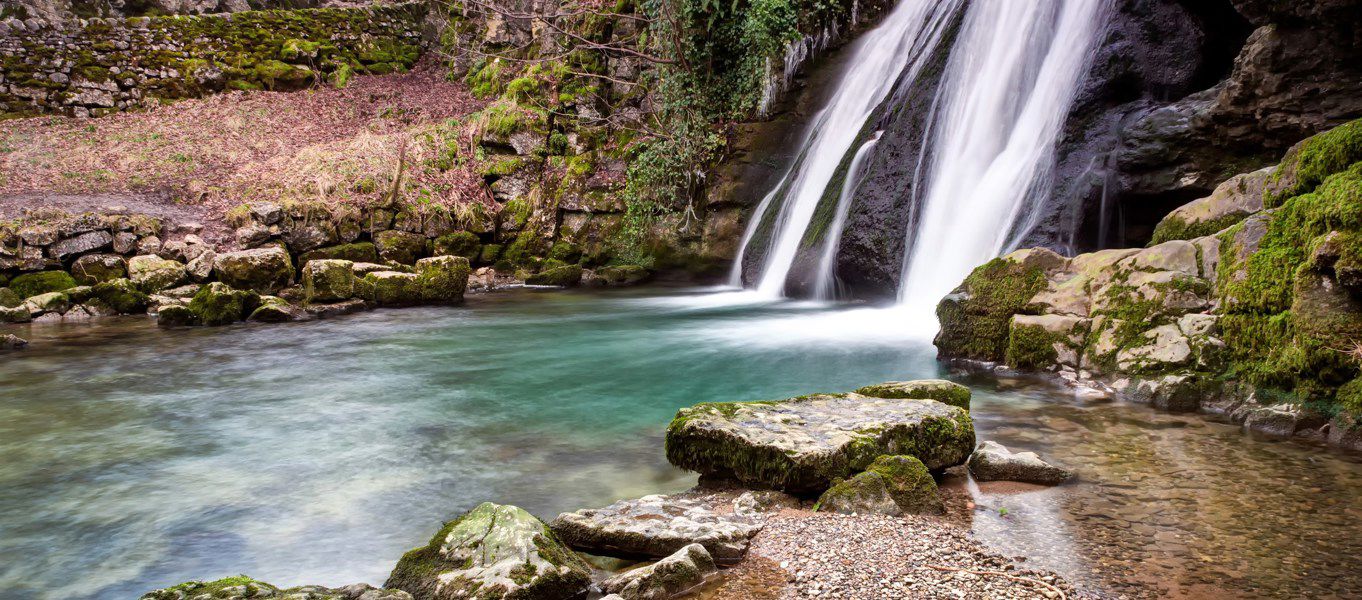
<box><xmin>0</xmin><ymin>2</ymin><xmax>424</xmax><ymax>118</ymax></box>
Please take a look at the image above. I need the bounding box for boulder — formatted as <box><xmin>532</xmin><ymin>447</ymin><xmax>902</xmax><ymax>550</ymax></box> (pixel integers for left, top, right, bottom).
<box><xmin>0</xmin><ymin>288</ymin><xmax>19</xmax><ymax>308</ymax></box>
<box><xmin>415</xmin><ymin>256</ymin><xmax>471</xmax><ymax>304</ymax></box>
<box><xmin>128</xmin><ymin>255</ymin><xmax>187</xmax><ymax>292</ymax></box>
<box><xmin>968</xmin><ymin>441</ymin><xmax>1073</xmax><ymax>485</ymax></box>
<box><xmin>214</xmin><ymin>246</ymin><xmax>295</xmax><ymax>294</ymax></box>
<box><xmin>249</xmin><ymin>296</ymin><xmax>312</xmax><ymax>322</ymax></box>
<box><xmin>666</xmin><ymin>393</ymin><xmax>975</xmax><ymax>493</ymax></box>
<box><xmin>307</xmin><ymin>299</ymin><xmax>370</xmax><ymax>319</ymax></box>
<box><xmin>91</xmin><ymin>278</ymin><xmax>149</xmax><ymax>314</ymax></box>
<box><xmin>139</xmin><ymin>576</ymin><xmax>412</xmax><ymax>600</ymax></box>
<box><xmin>816</xmin><ymin>455</ymin><xmax>944</xmax><ymax>516</ymax></box>
<box><xmin>386</xmin><ymin>502</ymin><xmax>591</xmax><ymax>600</ymax></box>
<box><xmin>187</xmin><ymin>282</ymin><xmax>259</xmax><ymax>326</ymax></box>
<box><xmin>1150</xmin><ymin>168</ymin><xmax>1270</xmax><ymax>244</ymax></box>
<box><xmin>71</xmin><ymin>254</ymin><xmax>127</xmax><ymax>285</ymax></box>
<box><xmin>855</xmin><ymin>379</ymin><xmax>971</xmax><ymax>411</ymax></box>
<box><xmin>595</xmin><ymin>265</ymin><xmax>651</xmax><ymax>287</ymax></box>
<box><xmin>186</xmin><ymin>249</ymin><xmax>217</xmax><ymax>282</ymax></box>
<box><xmin>304</xmin><ymin>259</ymin><xmax>357</xmax><ymax>303</ymax></box>
<box><xmin>600</xmin><ymin>543</ymin><xmax>716</xmax><ymax>600</ymax></box>
<box><xmin>156</xmin><ymin>304</ymin><xmax>198</xmax><ymax>327</ymax></box>
<box><xmin>361</xmin><ymin>271</ymin><xmax>421</xmax><ymax>306</ymax></box>
<box><xmin>49</xmin><ymin>230</ymin><xmax>114</xmax><ymax>260</ymax></box>
<box><xmin>433</xmin><ymin>232</ymin><xmax>481</xmax><ymax>260</ymax></box>
<box><xmin>551</xmin><ymin>489</ymin><xmax>795</xmax><ymax>564</ymax></box>
<box><xmin>0</xmin><ymin>306</ymin><xmax>32</xmax><ymax>324</ymax></box>
<box><xmin>375</xmin><ymin>230</ymin><xmax>428</xmax><ymax>265</ymax></box>
<box><xmin>24</xmin><ymin>291</ymin><xmax>71</xmax><ymax>315</ymax></box>
<box><xmin>300</xmin><ymin>242</ymin><xmax>379</xmax><ymax>266</ymax></box>
<box><xmin>9</xmin><ymin>270</ymin><xmax>76</xmax><ymax>298</ymax></box>
<box><xmin>526</xmin><ymin>264</ymin><xmax>584</xmax><ymax>287</ymax></box>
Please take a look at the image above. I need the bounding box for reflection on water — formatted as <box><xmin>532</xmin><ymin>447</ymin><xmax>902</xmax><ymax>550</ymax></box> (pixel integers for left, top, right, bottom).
<box><xmin>1</xmin><ymin>286</ymin><xmax>1360</xmax><ymax>599</ymax></box>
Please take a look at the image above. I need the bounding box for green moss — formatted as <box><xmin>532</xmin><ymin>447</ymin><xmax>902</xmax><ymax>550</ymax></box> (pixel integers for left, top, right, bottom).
<box><xmin>1268</xmin><ymin>119</ymin><xmax>1362</xmax><ymax>207</ymax></box>
<box><xmin>1149</xmin><ymin>212</ymin><xmax>1251</xmax><ymax>245</ymax></box>
<box><xmin>188</xmin><ymin>282</ymin><xmax>259</xmax><ymax>326</ymax></box>
<box><xmin>9</xmin><ymin>270</ymin><xmax>77</xmax><ymax>299</ymax></box>
<box><xmin>299</xmin><ymin>242</ymin><xmax>378</xmax><ymax>265</ymax></box>
<box><xmin>91</xmin><ymin>278</ymin><xmax>148</xmax><ymax>314</ymax></box>
<box><xmin>935</xmin><ymin>257</ymin><xmax>1048</xmax><ymax>362</ymax></box>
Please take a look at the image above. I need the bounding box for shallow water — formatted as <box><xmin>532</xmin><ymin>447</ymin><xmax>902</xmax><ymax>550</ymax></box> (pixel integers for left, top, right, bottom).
<box><xmin>1</xmin><ymin>286</ymin><xmax>1360</xmax><ymax>599</ymax></box>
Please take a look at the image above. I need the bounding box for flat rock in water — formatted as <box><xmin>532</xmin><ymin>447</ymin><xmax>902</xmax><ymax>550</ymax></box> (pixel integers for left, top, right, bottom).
<box><xmin>665</xmin><ymin>392</ymin><xmax>975</xmax><ymax>493</ymax></box>
<box><xmin>968</xmin><ymin>440</ymin><xmax>1073</xmax><ymax>485</ymax></box>
<box><xmin>550</xmin><ymin>489</ymin><xmax>797</xmax><ymax>564</ymax></box>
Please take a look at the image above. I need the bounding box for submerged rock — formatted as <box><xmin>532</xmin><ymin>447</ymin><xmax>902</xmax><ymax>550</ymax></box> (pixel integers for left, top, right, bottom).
<box><xmin>600</xmin><ymin>543</ymin><xmax>716</xmax><ymax>600</ymax></box>
<box><xmin>855</xmin><ymin>379</ymin><xmax>972</xmax><ymax>411</ymax></box>
<box><xmin>1</xmin><ymin>333</ymin><xmax>27</xmax><ymax>350</ymax></box>
<box><xmin>139</xmin><ymin>576</ymin><xmax>412</xmax><ymax>600</ymax></box>
<box><xmin>816</xmin><ymin>455</ymin><xmax>944</xmax><ymax>516</ymax></box>
<box><xmin>551</xmin><ymin>489</ymin><xmax>795</xmax><ymax>564</ymax></box>
<box><xmin>665</xmin><ymin>392</ymin><xmax>975</xmax><ymax>493</ymax></box>
<box><xmin>387</xmin><ymin>502</ymin><xmax>591</xmax><ymax>600</ymax></box>
<box><xmin>968</xmin><ymin>441</ymin><xmax>1073</xmax><ymax>486</ymax></box>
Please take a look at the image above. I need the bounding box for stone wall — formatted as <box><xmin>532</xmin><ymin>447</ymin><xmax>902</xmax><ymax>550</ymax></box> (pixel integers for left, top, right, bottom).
<box><xmin>0</xmin><ymin>2</ymin><xmax>425</xmax><ymax>118</ymax></box>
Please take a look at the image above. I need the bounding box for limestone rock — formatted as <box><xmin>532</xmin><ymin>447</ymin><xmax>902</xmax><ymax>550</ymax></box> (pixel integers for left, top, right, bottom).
<box><xmin>300</xmin><ymin>242</ymin><xmax>379</xmax><ymax>266</ymax></box>
<box><xmin>1150</xmin><ymin>167</ymin><xmax>1270</xmax><ymax>243</ymax></box>
<box><xmin>50</xmin><ymin>229</ymin><xmax>113</xmax><ymax>259</ymax></box>
<box><xmin>1</xmin><ymin>333</ymin><xmax>27</xmax><ymax>350</ymax></box>
<box><xmin>139</xmin><ymin>576</ymin><xmax>413</xmax><ymax>600</ymax></box>
<box><xmin>594</xmin><ymin>264</ymin><xmax>651</xmax><ymax>287</ymax></box>
<box><xmin>23</xmin><ymin>291</ymin><xmax>71</xmax><ymax>315</ymax></box>
<box><xmin>128</xmin><ymin>255</ymin><xmax>187</xmax><ymax>292</ymax></box>
<box><xmin>185</xmin><ymin>249</ymin><xmax>217</xmax><ymax>283</ymax></box>
<box><xmin>188</xmin><ymin>282</ymin><xmax>259</xmax><ymax>326</ymax></box>
<box><xmin>526</xmin><ymin>264</ymin><xmax>584</xmax><ymax>287</ymax></box>
<box><xmin>386</xmin><ymin>502</ymin><xmax>591</xmax><ymax>600</ymax></box>
<box><xmin>307</xmin><ymin>299</ymin><xmax>370</xmax><ymax>319</ymax></box>
<box><xmin>600</xmin><ymin>543</ymin><xmax>716</xmax><ymax>600</ymax></box>
<box><xmin>249</xmin><ymin>296</ymin><xmax>311</xmax><ymax>322</ymax></box>
<box><xmin>304</xmin><ymin>259</ymin><xmax>357</xmax><ymax>303</ymax></box>
<box><xmin>816</xmin><ymin>455</ymin><xmax>944</xmax><ymax>516</ymax></box>
<box><xmin>8</xmin><ymin>270</ymin><xmax>76</xmax><ymax>298</ymax></box>
<box><xmin>415</xmin><ymin>255</ymin><xmax>471</xmax><ymax>304</ymax></box>
<box><xmin>91</xmin><ymin>278</ymin><xmax>149</xmax><ymax>314</ymax></box>
<box><xmin>551</xmin><ymin>489</ymin><xmax>794</xmax><ymax>564</ymax></box>
<box><xmin>968</xmin><ymin>441</ymin><xmax>1072</xmax><ymax>485</ymax></box>
<box><xmin>375</xmin><ymin>230</ymin><xmax>427</xmax><ymax>265</ymax></box>
<box><xmin>213</xmin><ymin>246</ymin><xmax>295</xmax><ymax>294</ymax></box>
<box><xmin>156</xmin><ymin>303</ymin><xmax>198</xmax><ymax>327</ymax></box>
<box><xmin>71</xmin><ymin>254</ymin><xmax>127</xmax><ymax>285</ymax></box>
<box><xmin>361</xmin><ymin>271</ymin><xmax>420</xmax><ymax>306</ymax></box>
<box><xmin>855</xmin><ymin>379</ymin><xmax>971</xmax><ymax>411</ymax></box>
<box><xmin>433</xmin><ymin>232</ymin><xmax>481</xmax><ymax>260</ymax></box>
<box><xmin>666</xmin><ymin>392</ymin><xmax>975</xmax><ymax>493</ymax></box>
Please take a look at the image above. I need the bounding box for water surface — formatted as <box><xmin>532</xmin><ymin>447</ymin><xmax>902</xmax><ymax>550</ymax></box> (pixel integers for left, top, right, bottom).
<box><xmin>1</xmin><ymin>286</ymin><xmax>1360</xmax><ymax>599</ymax></box>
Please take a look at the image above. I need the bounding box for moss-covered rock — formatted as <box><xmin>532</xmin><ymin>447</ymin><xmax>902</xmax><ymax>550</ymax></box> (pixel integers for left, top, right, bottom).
<box><xmin>23</xmin><ymin>291</ymin><xmax>71</xmax><ymax>315</ymax></box>
<box><xmin>0</xmin><ymin>287</ymin><xmax>20</xmax><ymax>308</ymax></box>
<box><xmin>213</xmin><ymin>246</ymin><xmax>295</xmax><ymax>294</ymax></box>
<box><xmin>9</xmin><ymin>270</ymin><xmax>77</xmax><ymax>298</ymax></box>
<box><xmin>666</xmin><ymin>391</ymin><xmax>975</xmax><ymax>494</ymax></box>
<box><xmin>433</xmin><ymin>232</ymin><xmax>482</xmax><ymax>260</ymax></box>
<box><xmin>299</xmin><ymin>242</ymin><xmax>379</xmax><ymax>266</ymax></box>
<box><xmin>935</xmin><ymin>249</ymin><xmax>1059</xmax><ymax>362</ymax></box>
<box><xmin>415</xmin><ymin>255</ymin><xmax>471</xmax><ymax>304</ymax></box>
<box><xmin>816</xmin><ymin>455</ymin><xmax>943</xmax><ymax>516</ymax></box>
<box><xmin>386</xmin><ymin>502</ymin><xmax>591</xmax><ymax>600</ymax></box>
<box><xmin>855</xmin><ymin>380</ymin><xmax>971</xmax><ymax>411</ymax></box>
<box><xmin>303</xmin><ymin>259</ymin><xmax>357</xmax><ymax>303</ymax></box>
<box><xmin>156</xmin><ymin>303</ymin><xmax>198</xmax><ymax>327</ymax></box>
<box><xmin>594</xmin><ymin>264</ymin><xmax>652</xmax><ymax>287</ymax></box>
<box><xmin>362</xmin><ymin>271</ymin><xmax>420</xmax><ymax>306</ymax></box>
<box><xmin>1264</xmin><ymin>119</ymin><xmax>1362</xmax><ymax>207</ymax></box>
<box><xmin>71</xmin><ymin>254</ymin><xmax>128</xmax><ymax>285</ymax></box>
<box><xmin>526</xmin><ymin>263</ymin><xmax>584</xmax><ymax>287</ymax></box>
<box><xmin>600</xmin><ymin>543</ymin><xmax>716</xmax><ymax>600</ymax></box>
<box><xmin>248</xmin><ymin>296</ymin><xmax>310</xmax><ymax>322</ymax></box>
<box><xmin>1150</xmin><ymin>168</ymin><xmax>1270</xmax><ymax>244</ymax></box>
<box><xmin>187</xmin><ymin>282</ymin><xmax>259</xmax><ymax>326</ymax></box>
<box><xmin>128</xmin><ymin>255</ymin><xmax>187</xmax><ymax>292</ymax></box>
<box><xmin>91</xmin><ymin>278</ymin><xmax>148</xmax><ymax>314</ymax></box>
<box><xmin>375</xmin><ymin>230</ymin><xmax>428</xmax><ymax>265</ymax></box>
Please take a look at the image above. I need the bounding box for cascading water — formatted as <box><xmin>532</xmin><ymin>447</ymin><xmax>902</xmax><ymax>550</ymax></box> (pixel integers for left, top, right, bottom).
<box><xmin>726</xmin><ymin>0</ymin><xmax>964</xmax><ymax>296</ymax></box>
<box><xmin>812</xmin><ymin>131</ymin><xmax>882</xmax><ymax>299</ymax></box>
<box><xmin>897</xmin><ymin>0</ymin><xmax>1112</xmax><ymax>317</ymax></box>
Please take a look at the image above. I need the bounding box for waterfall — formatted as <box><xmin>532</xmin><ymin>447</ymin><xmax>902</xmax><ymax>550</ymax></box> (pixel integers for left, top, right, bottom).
<box><xmin>812</xmin><ymin>131</ymin><xmax>882</xmax><ymax>299</ymax></box>
<box><xmin>727</xmin><ymin>0</ymin><xmax>964</xmax><ymax>296</ymax></box>
<box><xmin>897</xmin><ymin>0</ymin><xmax>1112</xmax><ymax>315</ymax></box>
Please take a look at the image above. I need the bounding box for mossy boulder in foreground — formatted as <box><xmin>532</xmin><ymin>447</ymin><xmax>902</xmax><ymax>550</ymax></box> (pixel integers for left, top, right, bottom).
<box><xmin>968</xmin><ymin>441</ymin><xmax>1073</xmax><ymax>485</ymax></box>
<box><xmin>415</xmin><ymin>255</ymin><xmax>471</xmax><ymax>304</ymax></box>
<box><xmin>303</xmin><ymin>259</ymin><xmax>358</xmax><ymax>303</ymax></box>
<box><xmin>665</xmin><ymin>389</ymin><xmax>975</xmax><ymax>494</ymax></box>
<box><xmin>856</xmin><ymin>379</ymin><xmax>972</xmax><ymax>411</ymax></box>
<box><xmin>387</xmin><ymin>502</ymin><xmax>591</xmax><ymax>600</ymax></box>
<box><xmin>139</xmin><ymin>575</ymin><xmax>412</xmax><ymax>600</ymax></box>
<box><xmin>9</xmin><ymin>270</ymin><xmax>77</xmax><ymax>298</ymax></box>
<box><xmin>816</xmin><ymin>454</ymin><xmax>944</xmax><ymax>516</ymax></box>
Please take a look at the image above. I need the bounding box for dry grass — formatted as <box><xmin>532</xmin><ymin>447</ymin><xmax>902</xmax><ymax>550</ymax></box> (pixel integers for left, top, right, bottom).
<box><xmin>0</xmin><ymin>59</ymin><xmax>494</xmax><ymax>220</ymax></box>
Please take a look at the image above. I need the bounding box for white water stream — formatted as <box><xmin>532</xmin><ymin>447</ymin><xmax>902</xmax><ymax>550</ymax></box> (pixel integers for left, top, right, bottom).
<box><xmin>730</xmin><ymin>0</ymin><xmax>1112</xmax><ymax>332</ymax></box>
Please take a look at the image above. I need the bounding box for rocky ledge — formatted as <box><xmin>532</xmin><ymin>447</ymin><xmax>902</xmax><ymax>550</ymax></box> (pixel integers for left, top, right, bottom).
<box><xmin>936</xmin><ymin>118</ymin><xmax>1362</xmax><ymax>450</ymax></box>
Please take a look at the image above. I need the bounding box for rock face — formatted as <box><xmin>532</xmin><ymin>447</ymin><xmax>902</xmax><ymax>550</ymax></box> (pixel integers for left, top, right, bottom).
<box><xmin>968</xmin><ymin>441</ymin><xmax>1073</xmax><ymax>486</ymax></box>
<box><xmin>386</xmin><ymin>502</ymin><xmax>591</xmax><ymax>600</ymax></box>
<box><xmin>816</xmin><ymin>455</ymin><xmax>944</xmax><ymax>516</ymax></box>
<box><xmin>855</xmin><ymin>379</ymin><xmax>971</xmax><ymax>411</ymax></box>
<box><xmin>600</xmin><ymin>543</ymin><xmax>716</xmax><ymax>600</ymax></box>
<box><xmin>550</xmin><ymin>489</ymin><xmax>796</xmax><ymax>564</ymax></box>
<box><xmin>937</xmin><ymin>119</ymin><xmax>1362</xmax><ymax>448</ymax></box>
<box><xmin>665</xmin><ymin>391</ymin><xmax>975</xmax><ymax>493</ymax></box>
<box><xmin>213</xmin><ymin>246</ymin><xmax>295</xmax><ymax>294</ymax></box>
<box><xmin>1149</xmin><ymin>167</ymin><xmax>1270</xmax><ymax>244</ymax></box>
<box><xmin>140</xmin><ymin>576</ymin><xmax>412</xmax><ymax>600</ymax></box>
